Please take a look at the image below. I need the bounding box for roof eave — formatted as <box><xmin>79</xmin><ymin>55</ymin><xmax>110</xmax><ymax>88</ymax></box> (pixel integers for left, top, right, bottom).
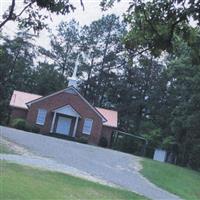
<box><xmin>103</xmin><ymin>124</ymin><xmax>118</xmax><ymax>128</ymax></box>
<box><xmin>10</xmin><ymin>105</ymin><xmax>28</xmax><ymax>110</ymax></box>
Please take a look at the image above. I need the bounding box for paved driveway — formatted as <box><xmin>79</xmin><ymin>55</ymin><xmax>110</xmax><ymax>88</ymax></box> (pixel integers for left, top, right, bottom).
<box><xmin>0</xmin><ymin>126</ymin><xmax>181</xmax><ymax>200</ymax></box>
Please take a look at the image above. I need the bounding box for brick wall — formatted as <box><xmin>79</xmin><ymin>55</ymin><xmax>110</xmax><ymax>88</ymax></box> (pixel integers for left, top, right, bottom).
<box><xmin>10</xmin><ymin>107</ymin><xmax>28</xmax><ymax>120</ymax></box>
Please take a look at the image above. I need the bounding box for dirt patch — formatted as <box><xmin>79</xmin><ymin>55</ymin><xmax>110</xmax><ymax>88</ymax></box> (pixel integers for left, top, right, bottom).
<box><xmin>0</xmin><ymin>137</ymin><xmax>33</xmax><ymax>156</ymax></box>
<box><xmin>133</xmin><ymin>156</ymin><xmax>143</xmax><ymax>171</ymax></box>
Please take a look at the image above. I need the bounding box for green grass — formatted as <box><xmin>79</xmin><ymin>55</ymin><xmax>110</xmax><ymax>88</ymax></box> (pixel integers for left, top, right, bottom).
<box><xmin>0</xmin><ymin>143</ymin><xmax>14</xmax><ymax>154</ymax></box>
<box><xmin>0</xmin><ymin>161</ymin><xmax>147</xmax><ymax>200</ymax></box>
<box><xmin>141</xmin><ymin>158</ymin><xmax>200</xmax><ymax>200</ymax></box>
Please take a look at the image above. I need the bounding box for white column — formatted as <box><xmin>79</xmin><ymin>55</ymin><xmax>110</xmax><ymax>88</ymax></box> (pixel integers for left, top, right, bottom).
<box><xmin>72</xmin><ymin>117</ymin><xmax>79</xmax><ymax>137</ymax></box>
<box><xmin>50</xmin><ymin>112</ymin><xmax>56</xmax><ymax>133</ymax></box>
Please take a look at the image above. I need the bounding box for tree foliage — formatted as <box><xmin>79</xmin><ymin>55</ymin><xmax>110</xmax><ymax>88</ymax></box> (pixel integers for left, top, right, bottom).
<box><xmin>79</xmin><ymin>14</ymin><xmax>126</xmax><ymax>106</ymax></box>
<box><xmin>0</xmin><ymin>32</ymin><xmax>65</xmax><ymax>123</ymax></box>
<box><xmin>101</xmin><ymin>0</ymin><xmax>200</xmax><ymax>57</ymax></box>
<box><xmin>0</xmin><ymin>0</ymin><xmax>84</xmax><ymax>31</ymax></box>
<box><xmin>0</xmin><ymin>32</ymin><xmax>35</xmax><ymax>122</ymax></box>
<box><xmin>166</xmin><ymin>37</ymin><xmax>200</xmax><ymax>168</ymax></box>
<box><xmin>124</xmin><ymin>0</ymin><xmax>200</xmax><ymax>56</ymax></box>
<box><xmin>39</xmin><ymin>20</ymin><xmax>80</xmax><ymax>76</ymax></box>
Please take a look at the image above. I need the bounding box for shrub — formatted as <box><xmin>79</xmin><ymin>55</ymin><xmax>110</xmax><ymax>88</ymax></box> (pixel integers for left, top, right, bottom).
<box><xmin>11</xmin><ymin>118</ymin><xmax>26</xmax><ymax>130</ymax></box>
<box><xmin>29</xmin><ymin>124</ymin><xmax>40</xmax><ymax>133</ymax></box>
<box><xmin>99</xmin><ymin>137</ymin><xmax>108</xmax><ymax>147</ymax></box>
<box><xmin>11</xmin><ymin>118</ymin><xmax>40</xmax><ymax>133</ymax></box>
<box><xmin>188</xmin><ymin>144</ymin><xmax>200</xmax><ymax>170</ymax></box>
<box><xmin>76</xmin><ymin>136</ymin><xmax>88</xmax><ymax>144</ymax></box>
<box><xmin>51</xmin><ymin>133</ymin><xmax>76</xmax><ymax>141</ymax></box>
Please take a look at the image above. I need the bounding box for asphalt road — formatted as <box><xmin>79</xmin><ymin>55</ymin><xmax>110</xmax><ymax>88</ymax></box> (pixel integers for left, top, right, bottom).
<box><xmin>0</xmin><ymin>126</ymin><xmax>182</xmax><ymax>200</ymax></box>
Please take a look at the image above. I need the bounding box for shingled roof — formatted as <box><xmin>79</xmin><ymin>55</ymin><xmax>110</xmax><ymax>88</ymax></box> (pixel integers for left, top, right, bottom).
<box><xmin>9</xmin><ymin>90</ymin><xmax>42</xmax><ymax>109</ymax></box>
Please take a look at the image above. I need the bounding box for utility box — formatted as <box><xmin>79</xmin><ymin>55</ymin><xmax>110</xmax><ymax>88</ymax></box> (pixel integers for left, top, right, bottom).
<box><xmin>153</xmin><ymin>149</ymin><xmax>167</xmax><ymax>162</ymax></box>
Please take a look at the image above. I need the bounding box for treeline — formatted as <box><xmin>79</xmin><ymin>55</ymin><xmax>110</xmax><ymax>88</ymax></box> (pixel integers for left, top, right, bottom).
<box><xmin>0</xmin><ymin>14</ymin><xmax>200</xmax><ymax>169</ymax></box>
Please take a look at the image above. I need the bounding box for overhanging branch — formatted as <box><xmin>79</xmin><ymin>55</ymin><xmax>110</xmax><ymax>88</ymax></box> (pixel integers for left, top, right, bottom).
<box><xmin>0</xmin><ymin>0</ymin><xmax>15</xmax><ymax>29</ymax></box>
<box><xmin>16</xmin><ymin>1</ymin><xmax>36</xmax><ymax>18</ymax></box>
<box><xmin>80</xmin><ymin>0</ymin><xmax>85</xmax><ymax>10</ymax></box>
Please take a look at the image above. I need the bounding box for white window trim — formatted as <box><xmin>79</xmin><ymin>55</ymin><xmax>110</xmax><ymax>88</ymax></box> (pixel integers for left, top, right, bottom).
<box><xmin>36</xmin><ymin>109</ymin><xmax>47</xmax><ymax>125</ymax></box>
<box><xmin>82</xmin><ymin>118</ymin><xmax>93</xmax><ymax>135</ymax></box>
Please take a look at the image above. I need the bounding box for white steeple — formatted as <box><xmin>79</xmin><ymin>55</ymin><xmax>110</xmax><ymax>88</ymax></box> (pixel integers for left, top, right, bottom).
<box><xmin>68</xmin><ymin>54</ymin><xmax>79</xmax><ymax>88</ymax></box>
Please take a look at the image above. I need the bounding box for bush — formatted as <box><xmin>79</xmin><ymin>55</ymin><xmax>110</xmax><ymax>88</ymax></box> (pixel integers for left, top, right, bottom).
<box><xmin>188</xmin><ymin>144</ymin><xmax>200</xmax><ymax>170</ymax></box>
<box><xmin>29</xmin><ymin>124</ymin><xmax>40</xmax><ymax>133</ymax></box>
<box><xmin>11</xmin><ymin>118</ymin><xmax>26</xmax><ymax>130</ymax></box>
<box><xmin>51</xmin><ymin>133</ymin><xmax>76</xmax><ymax>141</ymax></box>
<box><xmin>11</xmin><ymin>118</ymin><xmax>40</xmax><ymax>133</ymax></box>
<box><xmin>76</xmin><ymin>136</ymin><xmax>88</xmax><ymax>144</ymax></box>
<box><xmin>99</xmin><ymin>137</ymin><xmax>108</xmax><ymax>147</ymax></box>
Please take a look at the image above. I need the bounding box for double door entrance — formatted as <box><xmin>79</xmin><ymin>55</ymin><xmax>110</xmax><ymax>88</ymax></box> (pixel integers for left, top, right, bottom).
<box><xmin>56</xmin><ymin>116</ymin><xmax>72</xmax><ymax>136</ymax></box>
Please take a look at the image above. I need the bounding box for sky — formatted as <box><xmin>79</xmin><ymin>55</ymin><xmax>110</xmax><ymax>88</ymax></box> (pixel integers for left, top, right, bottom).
<box><xmin>0</xmin><ymin>0</ymin><xmax>130</xmax><ymax>48</ymax></box>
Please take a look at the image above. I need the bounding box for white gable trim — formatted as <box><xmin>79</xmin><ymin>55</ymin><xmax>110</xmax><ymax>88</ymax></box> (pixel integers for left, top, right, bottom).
<box><xmin>54</xmin><ymin>105</ymin><xmax>80</xmax><ymax>118</ymax></box>
<box><xmin>66</xmin><ymin>87</ymin><xmax>107</xmax><ymax>123</ymax></box>
<box><xmin>26</xmin><ymin>86</ymin><xmax>107</xmax><ymax>122</ymax></box>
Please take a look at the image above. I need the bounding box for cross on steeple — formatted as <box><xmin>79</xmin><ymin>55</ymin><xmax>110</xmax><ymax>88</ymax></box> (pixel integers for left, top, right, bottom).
<box><xmin>72</xmin><ymin>54</ymin><xmax>80</xmax><ymax>78</ymax></box>
<box><xmin>68</xmin><ymin>54</ymin><xmax>79</xmax><ymax>88</ymax></box>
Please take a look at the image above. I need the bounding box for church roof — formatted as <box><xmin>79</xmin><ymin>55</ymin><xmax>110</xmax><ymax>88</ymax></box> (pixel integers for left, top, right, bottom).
<box><xmin>9</xmin><ymin>90</ymin><xmax>42</xmax><ymax>109</ymax></box>
<box><xmin>96</xmin><ymin>107</ymin><xmax>118</xmax><ymax>128</ymax></box>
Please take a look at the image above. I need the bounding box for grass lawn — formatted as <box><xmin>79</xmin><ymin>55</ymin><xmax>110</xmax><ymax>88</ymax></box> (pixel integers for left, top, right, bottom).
<box><xmin>0</xmin><ymin>143</ymin><xmax>14</xmax><ymax>154</ymax></box>
<box><xmin>141</xmin><ymin>158</ymin><xmax>200</xmax><ymax>200</ymax></box>
<box><xmin>0</xmin><ymin>161</ymin><xmax>147</xmax><ymax>200</ymax></box>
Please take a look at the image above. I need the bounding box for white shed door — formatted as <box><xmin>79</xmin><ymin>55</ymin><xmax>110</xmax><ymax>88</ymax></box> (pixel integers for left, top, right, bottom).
<box><xmin>153</xmin><ymin>149</ymin><xmax>167</xmax><ymax>162</ymax></box>
<box><xmin>56</xmin><ymin>116</ymin><xmax>71</xmax><ymax>135</ymax></box>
